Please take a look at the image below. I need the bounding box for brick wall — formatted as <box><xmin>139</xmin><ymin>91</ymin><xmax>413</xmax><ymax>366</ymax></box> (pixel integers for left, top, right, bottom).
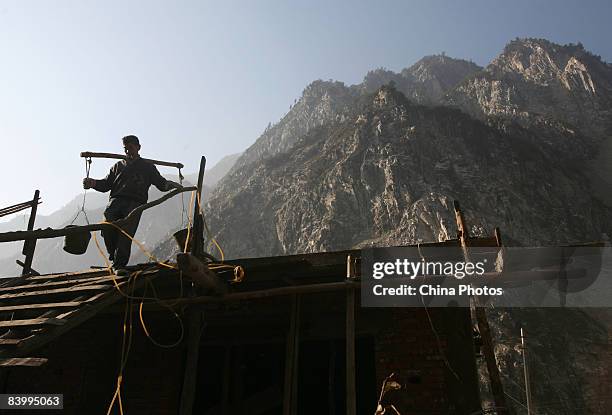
<box><xmin>365</xmin><ymin>306</ymin><xmax>480</xmax><ymax>415</ymax></box>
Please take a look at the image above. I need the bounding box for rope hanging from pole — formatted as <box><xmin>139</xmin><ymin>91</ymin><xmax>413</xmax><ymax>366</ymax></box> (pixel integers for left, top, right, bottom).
<box><xmin>69</xmin><ymin>156</ymin><xmax>93</xmax><ymax>226</ymax></box>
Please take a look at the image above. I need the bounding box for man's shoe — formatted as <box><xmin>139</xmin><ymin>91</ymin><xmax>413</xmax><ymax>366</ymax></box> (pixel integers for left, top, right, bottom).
<box><xmin>113</xmin><ymin>267</ymin><xmax>130</xmax><ymax>276</ymax></box>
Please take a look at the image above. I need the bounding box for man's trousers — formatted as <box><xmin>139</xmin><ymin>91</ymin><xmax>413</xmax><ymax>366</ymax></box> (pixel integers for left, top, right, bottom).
<box><xmin>102</xmin><ymin>197</ymin><xmax>142</xmax><ymax>268</ymax></box>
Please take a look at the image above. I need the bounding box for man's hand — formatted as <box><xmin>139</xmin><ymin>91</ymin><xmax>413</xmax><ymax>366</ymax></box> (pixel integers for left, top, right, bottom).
<box><xmin>83</xmin><ymin>178</ymin><xmax>96</xmax><ymax>189</ymax></box>
<box><xmin>166</xmin><ymin>180</ymin><xmax>183</xmax><ymax>191</ymax></box>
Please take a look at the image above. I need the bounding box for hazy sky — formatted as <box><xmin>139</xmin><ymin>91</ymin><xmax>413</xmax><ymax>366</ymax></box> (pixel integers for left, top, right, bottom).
<box><xmin>1</xmin><ymin>0</ymin><xmax>611</xmax><ymax>217</ymax></box>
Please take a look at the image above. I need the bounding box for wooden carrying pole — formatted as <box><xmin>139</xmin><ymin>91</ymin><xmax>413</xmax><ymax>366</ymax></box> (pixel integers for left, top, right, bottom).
<box><xmin>453</xmin><ymin>200</ymin><xmax>508</xmax><ymax>415</ymax></box>
<box><xmin>80</xmin><ymin>152</ymin><xmax>184</xmax><ymax>169</ymax></box>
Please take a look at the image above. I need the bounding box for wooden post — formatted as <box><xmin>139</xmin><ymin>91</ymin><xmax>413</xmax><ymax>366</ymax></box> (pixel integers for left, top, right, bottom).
<box><xmin>494</xmin><ymin>227</ymin><xmax>503</xmax><ymax>247</ymax></box>
<box><xmin>283</xmin><ymin>294</ymin><xmax>301</xmax><ymax>415</ymax></box>
<box><xmin>177</xmin><ymin>253</ymin><xmax>228</xmax><ymax>294</ymax></box>
<box><xmin>328</xmin><ymin>340</ymin><xmax>336</xmax><ymax>415</ymax></box>
<box><xmin>179</xmin><ymin>306</ymin><xmax>202</xmax><ymax>415</ymax></box>
<box><xmin>521</xmin><ymin>328</ymin><xmax>533</xmax><ymax>415</ymax></box>
<box><xmin>179</xmin><ymin>156</ymin><xmax>207</xmax><ymax>415</ymax></box>
<box><xmin>558</xmin><ymin>250</ymin><xmax>569</xmax><ymax>307</ymax></box>
<box><xmin>191</xmin><ymin>156</ymin><xmax>206</xmax><ymax>258</ymax></box>
<box><xmin>15</xmin><ymin>260</ymin><xmax>39</xmax><ymax>276</ymax></box>
<box><xmin>222</xmin><ymin>346</ymin><xmax>232</xmax><ymax>414</ymax></box>
<box><xmin>473</xmin><ymin>304</ymin><xmax>507</xmax><ymax>413</ymax></box>
<box><xmin>453</xmin><ymin>201</ymin><xmax>508</xmax><ymax>414</ymax></box>
<box><xmin>21</xmin><ymin>190</ymin><xmax>40</xmax><ymax>276</ymax></box>
<box><xmin>346</xmin><ymin>285</ymin><xmax>356</xmax><ymax>415</ymax></box>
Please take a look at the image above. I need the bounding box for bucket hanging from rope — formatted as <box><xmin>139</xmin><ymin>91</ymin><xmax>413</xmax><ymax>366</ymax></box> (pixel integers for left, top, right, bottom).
<box><xmin>63</xmin><ymin>225</ymin><xmax>92</xmax><ymax>255</ymax></box>
<box><xmin>64</xmin><ymin>157</ymin><xmax>93</xmax><ymax>255</ymax></box>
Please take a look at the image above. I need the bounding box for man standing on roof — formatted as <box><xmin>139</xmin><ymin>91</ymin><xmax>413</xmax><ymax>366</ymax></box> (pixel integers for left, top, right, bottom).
<box><xmin>83</xmin><ymin>135</ymin><xmax>182</xmax><ymax>273</ymax></box>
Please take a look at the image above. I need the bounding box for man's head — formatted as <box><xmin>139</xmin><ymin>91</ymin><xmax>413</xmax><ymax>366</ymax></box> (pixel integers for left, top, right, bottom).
<box><xmin>122</xmin><ymin>135</ymin><xmax>141</xmax><ymax>159</ymax></box>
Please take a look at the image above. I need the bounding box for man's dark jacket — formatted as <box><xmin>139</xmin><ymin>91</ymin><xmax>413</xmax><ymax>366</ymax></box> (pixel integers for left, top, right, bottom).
<box><xmin>93</xmin><ymin>157</ymin><xmax>171</xmax><ymax>203</ymax></box>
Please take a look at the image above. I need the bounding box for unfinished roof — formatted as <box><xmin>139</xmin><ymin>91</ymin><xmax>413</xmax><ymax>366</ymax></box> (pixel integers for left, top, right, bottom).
<box><xmin>0</xmin><ymin>231</ymin><xmax>600</xmax><ymax>366</ymax></box>
<box><xmin>0</xmin><ymin>264</ymin><xmax>169</xmax><ymax>362</ymax></box>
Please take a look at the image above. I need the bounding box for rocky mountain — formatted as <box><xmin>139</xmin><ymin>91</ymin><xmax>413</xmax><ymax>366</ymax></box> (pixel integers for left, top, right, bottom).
<box><xmin>362</xmin><ymin>55</ymin><xmax>482</xmax><ymax>104</ymax></box>
<box><xmin>184</xmin><ymin>152</ymin><xmax>241</xmax><ymax>189</ymax></box>
<box><xmin>232</xmin><ymin>81</ymin><xmax>357</xmax><ymax>171</ymax></box>
<box><xmin>151</xmin><ymin>38</ymin><xmax>612</xmax><ymax>414</ymax></box>
<box><xmin>446</xmin><ymin>38</ymin><xmax>612</xmax><ymax>206</ymax></box>
<box><xmin>227</xmin><ymin>56</ymin><xmax>481</xmax><ymax>186</ymax></box>
<box><xmin>190</xmin><ymin>85</ymin><xmax>611</xmax><ymax>258</ymax></box>
<box><xmin>152</xmin><ymin>40</ymin><xmax>612</xmax><ymax>260</ymax></box>
<box><xmin>488</xmin><ymin>307</ymin><xmax>611</xmax><ymax>414</ymax></box>
<box><xmin>447</xmin><ymin>38</ymin><xmax>612</xmax><ymax>136</ymax></box>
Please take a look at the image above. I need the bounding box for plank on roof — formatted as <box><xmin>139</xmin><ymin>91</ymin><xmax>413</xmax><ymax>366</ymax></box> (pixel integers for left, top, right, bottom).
<box><xmin>0</xmin><ymin>283</ymin><xmax>123</xmax><ymax>302</ymax></box>
<box><xmin>24</xmin><ymin>266</ymin><xmax>165</xmax><ymax>281</ymax></box>
<box><xmin>0</xmin><ymin>301</ymin><xmax>83</xmax><ymax>313</ymax></box>
<box><xmin>0</xmin><ymin>357</ymin><xmax>48</xmax><ymax>367</ymax></box>
<box><xmin>23</xmin><ymin>271</ymin><xmax>110</xmax><ymax>283</ymax></box>
<box><xmin>0</xmin><ymin>293</ymin><xmax>109</xmax><ymax>320</ymax></box>
<box><xmin>0</xmin><ymin>318</ymin><xmax>66</xmax><ymax>328</ymax></box>
<box><xmin>0</xmin><ymin>339</ymin><xmax>22</xmax><ymax>346</ymax></box>
<box><xmin>0</xmin><ymin>275</ymin><xmax>127</xmax><ymax>294</ymax></box>
<box><xmin>30</xmin><ymin>269</ymin><xmax>109</xmax><ymax>278</ymax></box>
<box><xmin>1</xmin><ymin>274</ymin><xmax>150</xmax><ymax>358</ymax></box>
<box><xmin>0</xmin><ymin>269</ymin><xmax>109</xmax><ymax>289</ymax></box>
<box><xmin>54</xmin><ymin>309</ymin><xmax>82</xmax><ymax>320</ymax></box>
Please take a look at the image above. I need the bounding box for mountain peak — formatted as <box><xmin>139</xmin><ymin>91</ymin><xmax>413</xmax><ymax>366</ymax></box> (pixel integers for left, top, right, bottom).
<box><xmin>489</xmin><ymin>38</ymin><xmax>610</xmax><ymax>85</ymax></box>
<box><xmin>446</xmin><ymin>37</ymin><xmax>612</xmax><ymax>138</ymax></box>
<box><xmin>302</xmin><ymin>79</ymin><xmax>349</xmax><ymax>101</ymax></box>
<box><xmin>502</xmin><ymin>37</ymin><xmax>586</xmax><ymax>56</ymax></box>
<box><xmin>231</xmin><ymin>79</ymin><xmax>356</xmax><ymax>171</ymax></box>
<box><xmin>360</xmin><ymin>54</ymin><xmax>481</xmax><ymax>105</ymax></box>
<box><xmin>403</xmin><ymin>54</ymin><xmax>481</xmax><ymax>79</ymax></box>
